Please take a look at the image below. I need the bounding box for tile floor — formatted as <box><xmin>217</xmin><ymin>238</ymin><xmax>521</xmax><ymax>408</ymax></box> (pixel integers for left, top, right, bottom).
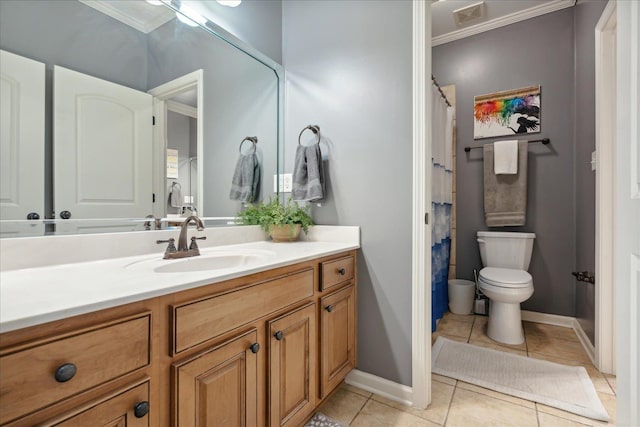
<box><xmin>318</xmin><ymin>312</ymin><xmax>617</xmax><ymax>427</ymax></box>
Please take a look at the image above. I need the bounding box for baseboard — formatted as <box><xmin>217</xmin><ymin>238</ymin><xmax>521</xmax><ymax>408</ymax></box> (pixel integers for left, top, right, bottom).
<box><xmin>521</xmin><ymin>310</ymin><xmax>596</xmax><ymax>365</ymax></box>
<box><xmin>345</xmin><ymin>369</ymin><xmax>413</xmax><ymax>407</ymax></box>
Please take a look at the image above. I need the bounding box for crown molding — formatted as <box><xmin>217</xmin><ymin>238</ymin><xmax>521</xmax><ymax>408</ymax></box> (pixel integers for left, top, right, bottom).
<box><xmin>432</xmin><ymin>0</ymin><xmax>576</xmax><ymax>47</ymax></box>
<box><xmin>79</xmin><ymin>0</ymin><xmax>174</xmax><ymax>34</ymax></box>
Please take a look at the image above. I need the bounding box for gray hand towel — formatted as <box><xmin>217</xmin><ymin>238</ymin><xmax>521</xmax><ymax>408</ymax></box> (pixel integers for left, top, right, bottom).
<box><xmin>483</xmin><ymin>140</ymin><xmax>528</xmax><ymax>226</ymax></box>
<box><xmin>230</xmin><ymin>153</ymin><xmax>260</xmax><ymax>202</ymax></box>
<box><xmin>292</xmin><ymin>144</ymin><xmax>325</xmax><ymax>202</ymax></box>
<box><xmin>169</xmin><ymin>182</ymin><xmax>182</xmax><ymax>208</ymax></box>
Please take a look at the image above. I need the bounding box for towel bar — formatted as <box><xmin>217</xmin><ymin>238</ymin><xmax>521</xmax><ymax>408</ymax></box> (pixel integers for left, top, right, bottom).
<box><xmin>239</xmin><ymin>136</ymin><xmax>258</xmax><ymax>153</ymax></box>
<box><xmin>298</xmin><ymin>125</ymin><xmax>321</xmax><ymax>145</ymax></box>
<box><xmin>464</xmin><ymin>138</ymin><xmax>550</xmax><ymax>153</ymax></box>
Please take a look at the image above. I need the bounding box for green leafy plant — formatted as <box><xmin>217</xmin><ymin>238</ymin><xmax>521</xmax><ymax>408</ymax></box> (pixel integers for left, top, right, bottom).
<box><xmin>236</xmin><ymin>198</ymin><xmax>314</xmax><ymax>234</ymax></box>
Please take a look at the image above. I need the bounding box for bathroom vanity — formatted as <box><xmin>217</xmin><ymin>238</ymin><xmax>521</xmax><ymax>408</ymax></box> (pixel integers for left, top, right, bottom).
<box><xmin>0</xmin><ymin>227</ymin><xmax>359</xmax><ymax>426</ymax></box>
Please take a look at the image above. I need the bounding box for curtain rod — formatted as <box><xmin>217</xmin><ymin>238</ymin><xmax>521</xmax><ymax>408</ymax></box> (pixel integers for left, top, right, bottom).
<box><xmin>464</xmin><ymin>138</ymin><xmax>550</xmax><ymax>152</ymax></box>
<box><xmin>431</xmin><ymin>75</ymin><xmax>451</xmax><ymax>107</ymax></box>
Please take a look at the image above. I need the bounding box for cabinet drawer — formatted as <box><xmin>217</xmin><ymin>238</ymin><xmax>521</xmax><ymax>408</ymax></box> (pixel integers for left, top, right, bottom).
<box><xmin>43</xmin><ymin>379</ymin><xmax>150</xmax><ymax>427</ymax></box>
<box><xmin>0</xmin><ymin>313</ymin><xmax>151</xmax><ymax>425</ymax></box>
<box><xmin>173</xmin><ymin>268</ymin><xmax>314</xmax><ymax>354</ymax></box>
<box><xmin>321</xmin><ymin>255</ymin><xmax>354</xmax><ymax>291</ymax></box>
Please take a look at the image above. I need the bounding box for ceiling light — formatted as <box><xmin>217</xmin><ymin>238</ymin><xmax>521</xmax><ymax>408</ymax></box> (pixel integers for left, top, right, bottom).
<box><xmin>176</xmin><ymin>4</ymin><xmax>207</xmax><ymax>27</ymax></box>
<box><xmin>146</xmin><ymin>0</ymin><xmax>163</xmax><ymax>5</ymax></box>
<box><xmin>216</xmin><ymin>0</ymin><xmax>242</xmax><ymax>7</ymax></box>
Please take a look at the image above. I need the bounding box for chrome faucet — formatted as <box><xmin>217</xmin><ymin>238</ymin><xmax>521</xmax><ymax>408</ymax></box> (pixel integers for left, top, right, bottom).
<box><xmin>144</xmin><ymin>214</ymin><xmax>161</xmax><ymax>230</ymax></box>
<box><xmin>156</xmin><ymin>215</ymin><xmax>206</xmax><ymax>259</ymax></box>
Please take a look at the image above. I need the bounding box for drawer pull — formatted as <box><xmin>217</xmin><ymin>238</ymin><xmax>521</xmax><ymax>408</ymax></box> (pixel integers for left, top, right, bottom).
<box><xmin>54</xmin><ymin>363</ymin><xmax>77</xmax><ymax>383</ymax></box>
<box><xmin>325</xmin><ymin>305</ymin><xmax>334</xmax><ymax>312</ymax></box>
<box><xmin>338</xmin><ymin>268</ymin><xmax>346</xmax><ymax>276</ymax></box>
<box><xmin>274</xmin><ymin>331</ymin><xmax>283</xmax><ymax>341</ymax></box>
<box><xmin>249</xmin><ymin>342</ymin><xmax>260</xmax><ymax>353</ymax></box>
<box><xmin>134</xmin><ymin>401</ymin><xmax>149</xmax><ymax>418</ymax></box>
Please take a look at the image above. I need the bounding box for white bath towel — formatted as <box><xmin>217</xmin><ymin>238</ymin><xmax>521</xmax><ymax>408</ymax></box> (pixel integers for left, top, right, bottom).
<box><xmin>493</xmin><ymin>140</ymin><xmax>519</xmax><ymax>175</ymax></box>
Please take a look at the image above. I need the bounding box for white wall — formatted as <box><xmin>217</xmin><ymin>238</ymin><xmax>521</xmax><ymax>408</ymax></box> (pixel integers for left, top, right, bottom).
<box><xmin>282</xmin><ymin>0</ymin><xmax>414</xmax><ymax>386</ymax></box>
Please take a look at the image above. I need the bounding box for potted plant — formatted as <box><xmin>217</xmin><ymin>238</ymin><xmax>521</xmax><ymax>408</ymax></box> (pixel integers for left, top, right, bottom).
<box><xmin>236</xmin><ymin>198</ymin><xmax>314</xmax><ymax>242</ymax></box>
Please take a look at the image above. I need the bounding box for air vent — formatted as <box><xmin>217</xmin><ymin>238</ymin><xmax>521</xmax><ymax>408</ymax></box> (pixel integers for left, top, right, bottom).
<box><xmin>453</xmin><ymin>1</ymin><xmax>486</xmax><ymax>26</ymax></box>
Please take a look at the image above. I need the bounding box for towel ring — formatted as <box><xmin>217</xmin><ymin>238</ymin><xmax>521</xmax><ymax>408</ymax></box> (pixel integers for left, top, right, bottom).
<box><xmin>298</xmin><ymin>125</ymin><xmax>321</xmax><ymax>145</ymax></box>
<box><xmin>239</xmin><ymin>136</ymin><xmax>258</xmax><ymax>153</ymax></box>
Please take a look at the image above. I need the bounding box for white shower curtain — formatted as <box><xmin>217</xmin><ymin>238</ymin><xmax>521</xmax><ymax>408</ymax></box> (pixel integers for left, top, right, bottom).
<box><xmin>431</xmin><ymin>84</ymin><xmax>455</xmax><ymax>331</ymax></box>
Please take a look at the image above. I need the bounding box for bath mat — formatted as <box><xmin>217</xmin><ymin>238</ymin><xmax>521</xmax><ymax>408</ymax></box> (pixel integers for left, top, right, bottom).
<box><xmin>432</xmin><ymin>337</ymin><xmax>609</xmax><ymax>421</ymax></box>
<box><xmin>305</xmin><ymin>412</ymin><xmax>347</xmax><ymax>427</ymax></box>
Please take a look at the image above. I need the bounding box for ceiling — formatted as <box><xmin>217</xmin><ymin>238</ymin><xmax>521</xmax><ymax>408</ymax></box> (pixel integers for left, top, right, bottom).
<box><xmin>431</xmin><ymin>0</ymin><xmax>576</xmax><ymax>46</ymax></box>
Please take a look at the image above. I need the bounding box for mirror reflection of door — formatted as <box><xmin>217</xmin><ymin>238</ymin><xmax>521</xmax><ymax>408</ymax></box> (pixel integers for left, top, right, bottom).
<box><xmin>0</xmin><ymin>50</ymin><xmax>45</xmax><ymax>237</ymax></box>
<box><xmin>53</xmin><ymin>65</ymin><xmax>153</xmax><ymax>233</ymax></box>
<box><xmin>165</xmin><ymin>91</ymin><xmax>198</xmax><ymax>220</ymax></box>
<box><xmin>148</xmin><ymin>70</ymin><xmax>203</xmax><ymax>222</ymax></box>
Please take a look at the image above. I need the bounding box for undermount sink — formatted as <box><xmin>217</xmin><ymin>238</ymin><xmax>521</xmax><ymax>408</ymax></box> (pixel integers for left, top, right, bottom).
<box><xmin>125</xmin><ymin>249</ymin><xmax>276</xmax><ymax>274</ymax></box>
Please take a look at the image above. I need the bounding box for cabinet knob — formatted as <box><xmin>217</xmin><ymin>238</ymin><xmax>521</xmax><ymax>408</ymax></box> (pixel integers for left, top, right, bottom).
<box><xmin>27</xmin><ymin>212</ymin><xmax>40</xmax><ymax>220</ymax></box>
<box><xmin>249</xmin><ymin>342</ymin><xmax>260</xmax><ymax>353</ymax></box>
<box><xmin>54</xmin><ymin>363</ymin><xmax>77</xmax><ymax>382</ymax></box>
<box><xmin>133</xmin><ymin>401</ymin><xmax>149</xmax><ymax>418</ymax></box>
<box><xmin>338</xmin><ymin>268</ymin><xmax>346</xmax><ymax>276</ymax></box>
<box><xmin>59</xmin><ymin>210</ymin><xmax>72</xmax><ymax>219</ymax></box>
<box><xmin>325</xmin><ymin>305</ymin><xmax>334</xmax><ymax>312</ymax></box>
<box><xmin>274</xmin><ymin>331</ymin><xmax>283</xmax><ymax>341</ymax></box>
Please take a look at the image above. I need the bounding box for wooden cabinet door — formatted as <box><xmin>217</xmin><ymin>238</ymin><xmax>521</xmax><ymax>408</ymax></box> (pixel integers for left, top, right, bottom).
<box><xmin>268</xmin><ymin>304</ymin><xmax>316</xmax><ymax>427</ymax></box>
<box><xmin>172</xmin><ymin>329</ymin><xmax>259</xmax><ymax>427</ymax></box>
<box><xmin>45</xmin><ymin>380</ymin><xmax>149</xmax><ymax>427</ymax></box>
<box><xmin>320</xmin><ymin>285</ymin><xmax>356</xmax><ymax>398</ymax></box>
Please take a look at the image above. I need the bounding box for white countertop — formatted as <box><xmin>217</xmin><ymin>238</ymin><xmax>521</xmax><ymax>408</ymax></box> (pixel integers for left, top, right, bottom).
<box><xmin>0</xmin><ymin>226</ymin><xmax>359</xmax><ymax>333</ymax></box>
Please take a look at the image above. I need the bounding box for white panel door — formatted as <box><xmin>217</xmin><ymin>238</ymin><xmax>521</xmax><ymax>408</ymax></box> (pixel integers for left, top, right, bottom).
<box><xmin>0</xmin><ymin>50</ymin><xmax>45</xmax><ymax>221</ymax></box>
<box><xmin>54</xmin><ymin>65</ymin><xmax>153</xmax><ymax>220</ymax></box>
<box><xmin>615</xmin><ymin>1</ymin><xmax>640</xmax><ymax>425</ymax></box>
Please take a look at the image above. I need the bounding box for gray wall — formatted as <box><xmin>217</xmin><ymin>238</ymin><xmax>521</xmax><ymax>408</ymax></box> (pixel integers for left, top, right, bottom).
<box><xmin>147</xmin><ymin>19</ymin><xmax>278</xmax><ymax>217</ymax></box>
<box><xmin>283</xmin><ymin>0</ymin><xmax>413</xmax><ymax>386</ymax></box>
<box><xmin>433</xmin><ymin>9</ymin><xmax>578</xmax><ymax>316</ymax></box>
<box><xmin>574</xmin><ymin>0</ymin><xmax>608</xmax><ymax>344</ymax></box>
<box><xmin>197</xmin><ymin>0</ymin><xmax>283</xmax><ymax>64</ymax></box>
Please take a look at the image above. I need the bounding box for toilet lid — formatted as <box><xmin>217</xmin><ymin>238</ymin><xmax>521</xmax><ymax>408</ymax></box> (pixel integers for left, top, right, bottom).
<box><xmin>479</xmin><ymin>267</ymin><xmax>532</xmax><ymax>288</ymax></box>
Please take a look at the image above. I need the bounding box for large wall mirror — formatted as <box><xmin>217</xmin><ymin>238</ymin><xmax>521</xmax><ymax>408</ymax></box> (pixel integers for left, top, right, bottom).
<box><xmin>0</xmin><ymin>0</ymin><xmax>282</xmax><ymax>238</ymax></box>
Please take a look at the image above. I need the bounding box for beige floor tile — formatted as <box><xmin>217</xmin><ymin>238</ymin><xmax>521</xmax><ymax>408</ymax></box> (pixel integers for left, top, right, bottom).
<box><xmin>432</xmin><ymin>373</ymin><xmax>457</xmax><ymax>386</ymax></box>
<box><xmin>350</xmin><ymin>399</ymin><xmax>441</xmax><ymax>427</ymax></box>
<box><xmin>527</xmin><ymin>353</ymin><xmax>614</xmax><ymax>395</ymax></box>
<box><xmin>468</xmin><ymin>339</ymin><xmax>528</xmax><ymax>356</ymax></box>
<box><xmin>526</xmin><ymin>334</ymin><xmax>591</xmax><ymax>364</ymax></box>
<box><xmin>535</xmin><ymin>392</ymin><xmax>616</xmax><ymax>426</ymax></box>
<box><xmin>469</xmin><ymin>316</ymin><xmax>527</xmax><ymax>350</ymax></box>
<box><xmin>456</xmin><ymin>381</ymin><xmax>535</xmax><ymax>409</ymax></box>
<box><xmin>537</xmin><ymin>411</ymin><xmax>591</xmax><ymax>426</ymax></box>
<box><xmin>523</xmin><ymin>321</ymin><xmax>579</xmax><ymax>342</ymax></box>
<box><xmin>442</xmin><ymin>311</ymin><xmax>474</xmax><ymax>324</ymax></box>
<box><xmin>317</xmin><ymin>387</ymin><xmax>368</xmax><ymax>425</ymax></box>
<box><xmin>372</xmin><ymin>380</ymin><xmax>454</xmax><ymax>425</ymax></box>
<box><xmin>341</xmin><ymin>382</ymin><xmax>373</xmax><ymax>398</ymax></box>
<box><xmin>446</xmin><ymin>388</ymin><xmax>538</xmax><ymax>427</ymax></box>
<box><xmin>435</xmin><ymin>317</ymin><xmax>473</xmax><ymax>340</ymax></box>
<box><xmin>603</xmin><ymin>375</ymin><xmax>616</xmax><ymax>394</ymax></box>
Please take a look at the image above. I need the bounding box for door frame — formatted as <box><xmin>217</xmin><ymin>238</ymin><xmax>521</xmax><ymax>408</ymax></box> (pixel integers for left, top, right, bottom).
<box><xmin>148</xmin><ymin>69</ymin><xmax>204</xmax><ymax>218</ymax></box>
<box><xmin>411</xmin><ymin>0</ymin><xmax>431</xmax><ymax>409</ymax></box>
<box><xmin>594</xmin><ymin>0</ymin><xmax>616</xmax><ymax>375</ymax></box>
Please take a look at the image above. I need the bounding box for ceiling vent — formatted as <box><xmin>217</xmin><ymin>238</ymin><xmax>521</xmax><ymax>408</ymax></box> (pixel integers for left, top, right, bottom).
<box><xmin>453</xmin><ymin>1</ymin><xmax>487</xmax><ymax>27</ymax></box>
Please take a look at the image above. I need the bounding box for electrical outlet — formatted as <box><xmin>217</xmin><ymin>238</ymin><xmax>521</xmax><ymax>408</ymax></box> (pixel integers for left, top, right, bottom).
<box><xmin>183</xmin><ymin>195</ymin><xmax>193</xmax><ymax>204</ymax></box>
<box><xmin>273</xmin><ymin>174</ymin><xmax>292</xmax><ymax>192</ymax></box>
<box><xmin>282</xmin><ymin>173</ymin><xmax>292</xmax><ymax>192</ymax></box>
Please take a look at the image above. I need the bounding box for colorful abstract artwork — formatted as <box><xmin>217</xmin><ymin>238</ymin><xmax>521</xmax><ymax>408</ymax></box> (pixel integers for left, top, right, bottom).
<box><xmin>473</xmin><ymin>85</ymin><xmax>541</xmax><ymax>139</ymax></box>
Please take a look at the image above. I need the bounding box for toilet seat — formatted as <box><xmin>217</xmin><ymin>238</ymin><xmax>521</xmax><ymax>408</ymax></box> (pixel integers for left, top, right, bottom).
<box><xmin>479</xmin><ymin>267</ymin><xmax>532</xmax><ymax>289</ymax></box>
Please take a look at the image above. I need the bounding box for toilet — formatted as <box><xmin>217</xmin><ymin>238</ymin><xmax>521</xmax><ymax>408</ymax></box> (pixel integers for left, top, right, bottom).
<box><xmin>477</xmin><ymin>231</ymin><xmax>535</xmax><ymax>345</ymax></box>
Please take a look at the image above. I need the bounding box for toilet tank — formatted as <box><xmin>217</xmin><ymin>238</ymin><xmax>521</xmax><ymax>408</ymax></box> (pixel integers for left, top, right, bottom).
<box><xmin>477</xmin><ymin>231</ymin><xmax>535</xmax><ymax>270</ymax></box>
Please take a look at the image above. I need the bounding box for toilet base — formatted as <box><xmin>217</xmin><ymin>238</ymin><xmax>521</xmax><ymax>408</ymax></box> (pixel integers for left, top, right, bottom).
<box><xmin>487</xmin><ymin>301</ymin><xmax>525</xmax><ymax>345</ymax></box>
